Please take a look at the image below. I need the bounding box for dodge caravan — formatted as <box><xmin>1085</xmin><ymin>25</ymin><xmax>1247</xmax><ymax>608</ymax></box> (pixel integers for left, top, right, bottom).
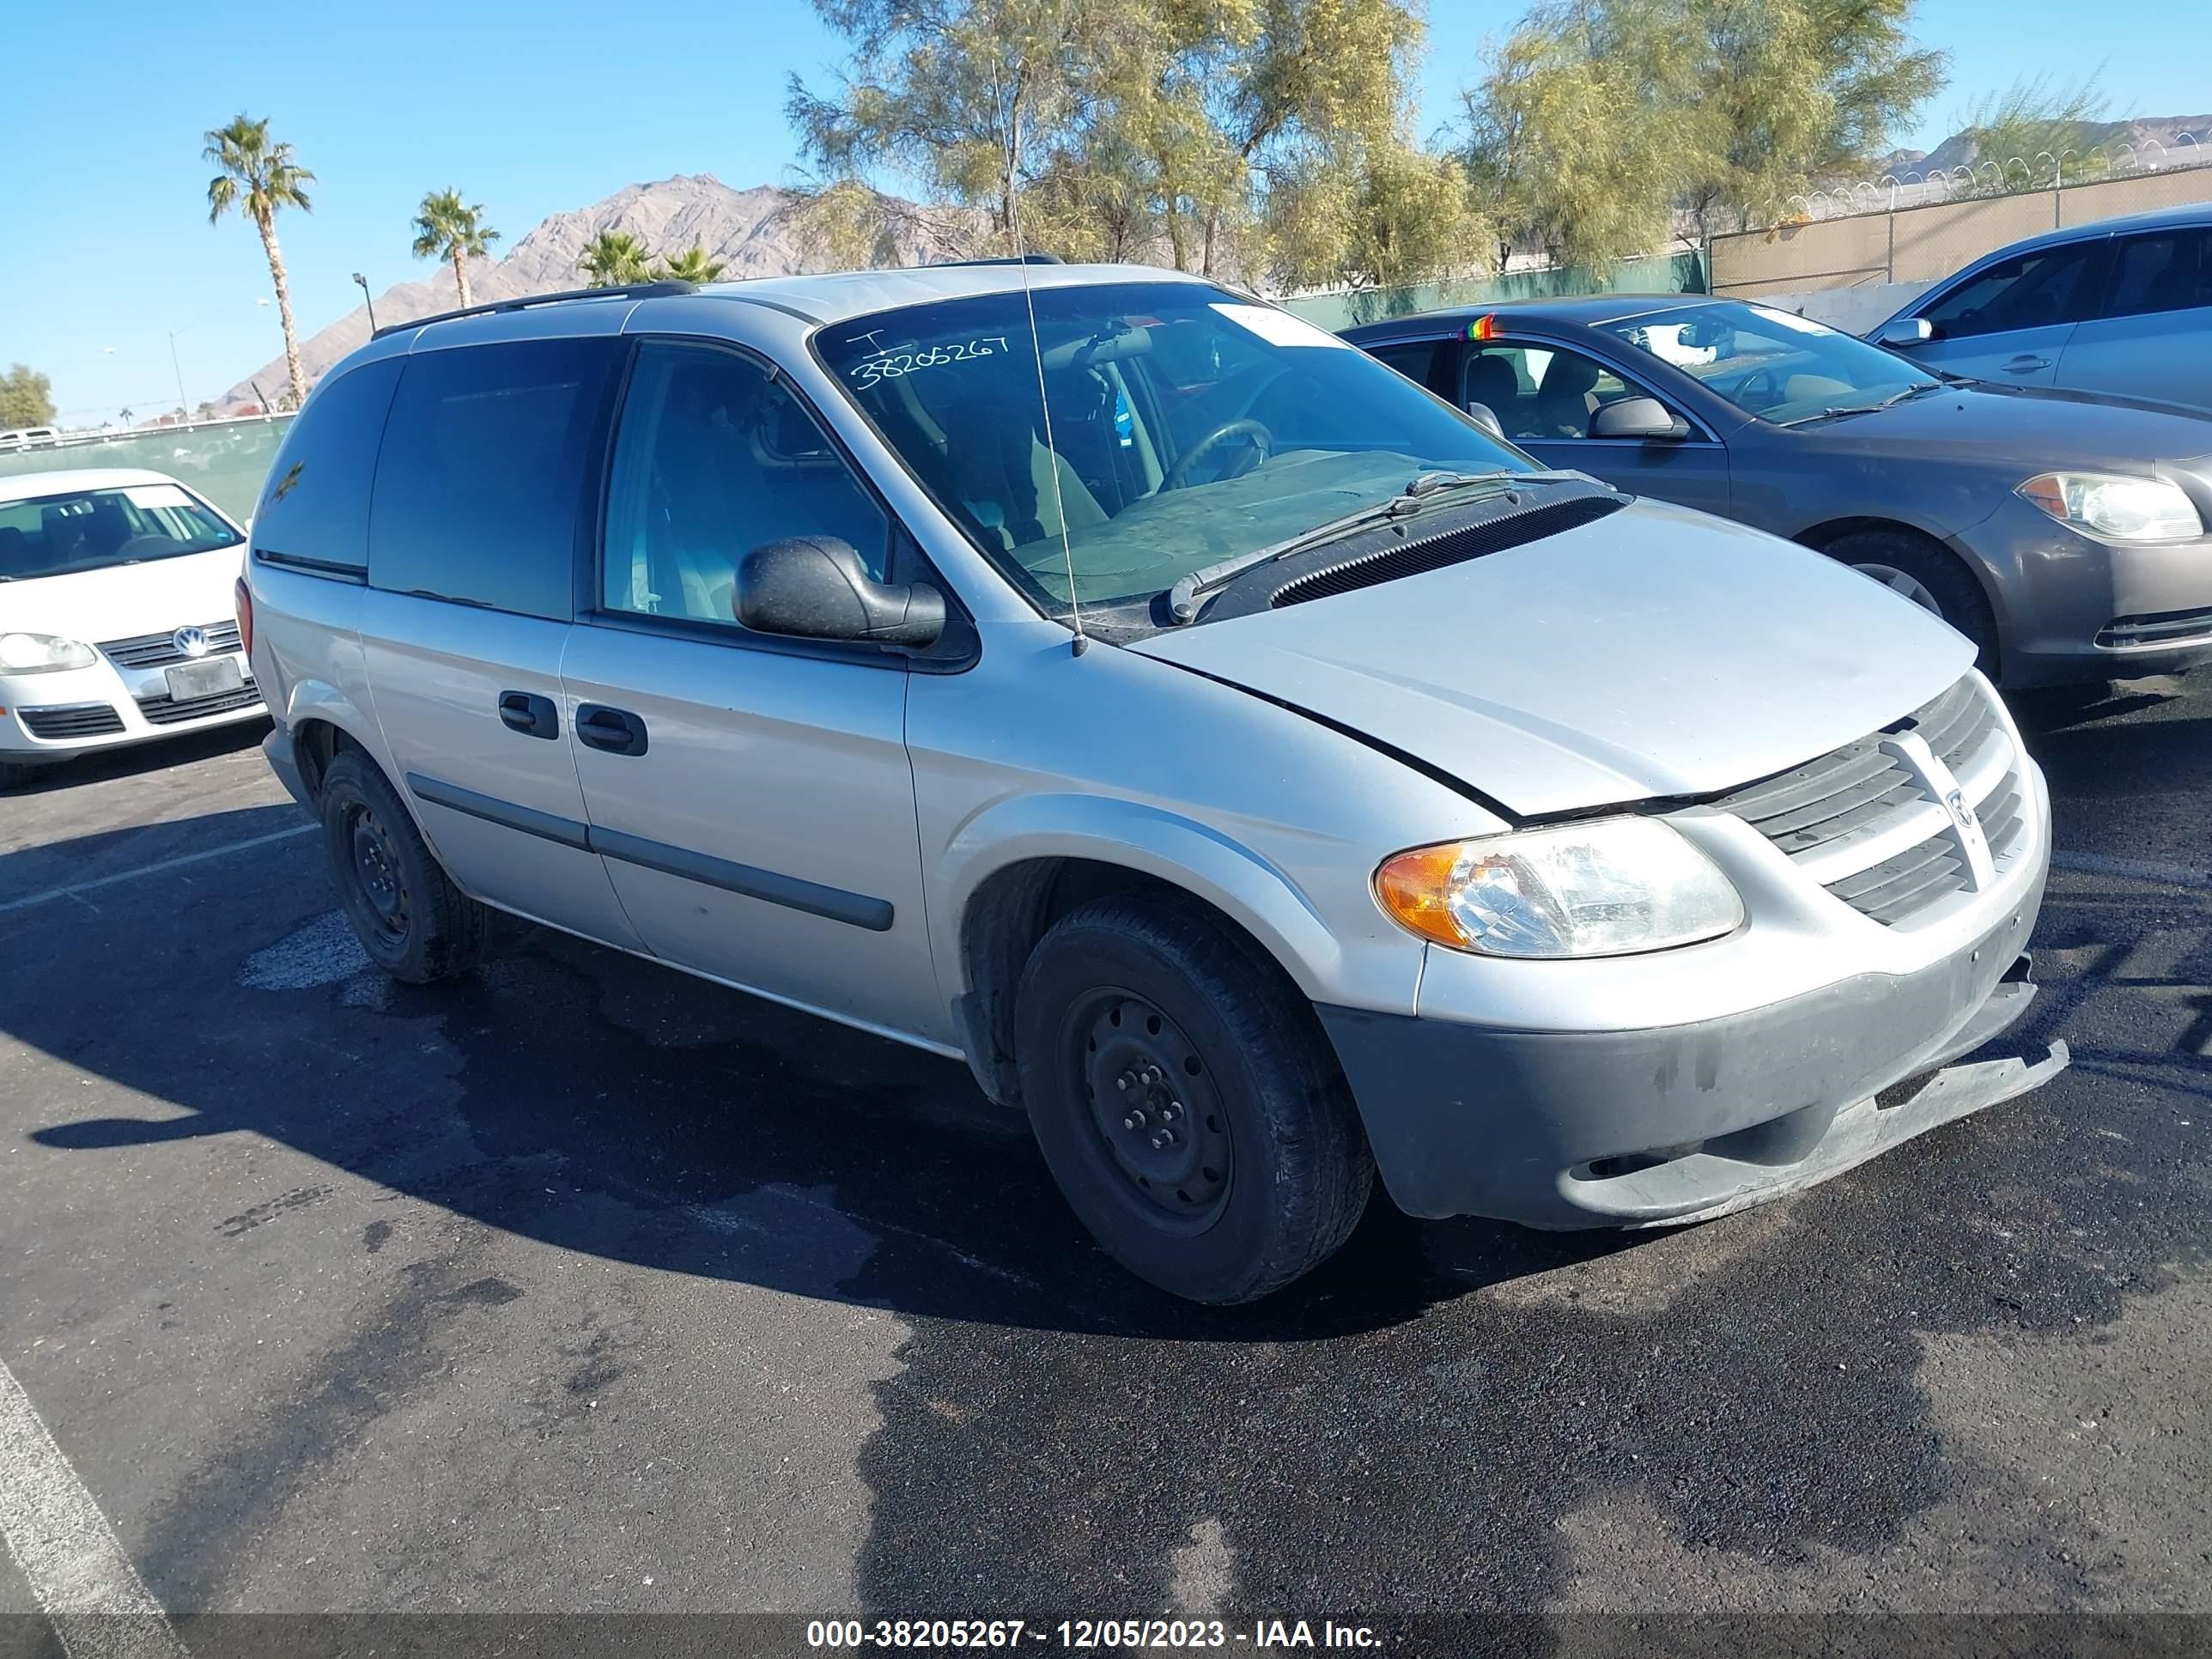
<box><xmin>244</xmin><ymin>265</ymin><xmax>2068</xmax><ymax>1304</ymax></box>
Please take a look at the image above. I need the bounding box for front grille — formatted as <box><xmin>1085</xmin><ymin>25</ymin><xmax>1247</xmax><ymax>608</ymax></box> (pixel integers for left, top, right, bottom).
<box><xmin>1713</xmin><ymin>674</ymin><xmax>2025</xmax><ymax>927</ymax></box>
<box><xmin>19</xmin><ymin>702</ymin><xmax>125</xmax><ymax>739</ymax></box>
<box><xmin>134</xmin><ymin>682</ymin><xmax>260</xmax><ymax>726</ymax></box>
<box><xmin>99</xmin><ymin>620</ymin><xmax>244</xmax><ymax>669</ymax></box>
<box><xmin>2095</xmin><ymin>606</ymin><xmax>2212</xmax><ymax>648</ymax></box>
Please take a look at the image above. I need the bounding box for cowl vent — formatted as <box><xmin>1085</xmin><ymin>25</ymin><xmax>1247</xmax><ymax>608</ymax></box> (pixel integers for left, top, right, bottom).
<box><xmin>1268</xmin><ymin>495</ymin><xmax>1625</xmax><ymax>609</ymax></box>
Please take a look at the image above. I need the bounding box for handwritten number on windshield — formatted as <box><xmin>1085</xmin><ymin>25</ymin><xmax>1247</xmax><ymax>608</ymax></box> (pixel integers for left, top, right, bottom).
<box><xmin>849</xmin><ymin>337</ymin><xmax>1013</xmax><ymax>388</ymax></box>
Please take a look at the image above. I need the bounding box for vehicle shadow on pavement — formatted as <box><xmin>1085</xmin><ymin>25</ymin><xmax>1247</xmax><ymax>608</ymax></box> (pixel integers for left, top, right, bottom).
<box><xmin>0</xmin><ymin>716</ymin><xmax>270</xmax><ymax>799</ymax></box>
<box><xmin>5</xmin><ymin>804</ymin><xmax>1634</xmax><ymax>1346</ymax></box>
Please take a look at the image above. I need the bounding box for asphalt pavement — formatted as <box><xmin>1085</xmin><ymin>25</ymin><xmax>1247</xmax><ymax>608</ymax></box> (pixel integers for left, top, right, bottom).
<box><xmin>0</xmin><ymin>682</ymin><xmax>2206</xmax><ymax>1655</ymax></box>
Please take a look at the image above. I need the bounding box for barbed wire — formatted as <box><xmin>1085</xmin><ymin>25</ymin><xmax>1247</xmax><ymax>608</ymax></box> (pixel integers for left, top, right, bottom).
<box><xmin>1743</xmin><ymin>131</ymin><xmax>2207</xmax><ymax>230</ymax></box>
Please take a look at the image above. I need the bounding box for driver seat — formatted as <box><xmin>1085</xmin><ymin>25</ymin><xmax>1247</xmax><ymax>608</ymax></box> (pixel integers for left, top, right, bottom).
<box><xmin>1534</xmin><ymin>355</ymin><xmax>1602</xmax><ymax>439</ymax></box>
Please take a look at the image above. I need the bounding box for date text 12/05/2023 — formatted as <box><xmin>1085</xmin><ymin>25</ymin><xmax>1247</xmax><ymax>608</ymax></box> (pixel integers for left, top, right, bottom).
<box><xmin>805</xmin><ymin>1619</ymin><xmax>1383</xmax><ymax>1648</ymax></box>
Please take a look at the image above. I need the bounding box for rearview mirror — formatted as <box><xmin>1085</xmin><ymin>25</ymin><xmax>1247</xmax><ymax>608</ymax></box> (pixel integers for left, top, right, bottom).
<box><xmin>735</xmin><ymin>536</ymin><xmax>946</xmax><ymax>647</ymax></box>
<box><xmin>1875</xmin><ymin>317</ymin><xmax>1935</xmax><ymax>348</ymax></box>
<box><xmin>1590</xmin><ymin>397</ymin><xmax>1690</xmax><ymax>441</ymax></box>
<box><xmin>1463</xmin><ymin>400</ymin><xmax>1504</xmax><ymax>438</ymax></box>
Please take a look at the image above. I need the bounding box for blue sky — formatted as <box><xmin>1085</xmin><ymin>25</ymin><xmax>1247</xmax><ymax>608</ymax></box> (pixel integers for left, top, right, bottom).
<box><xmin>3</xmin><ymin>0</ymin><xmax>2200</xmax><ymax>424</ymax></box>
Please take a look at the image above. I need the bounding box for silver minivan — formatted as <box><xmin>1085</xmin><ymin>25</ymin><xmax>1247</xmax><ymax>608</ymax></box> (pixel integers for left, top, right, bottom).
<box><xmin>244</xmin><ymin>264</ymin><xmax>2068</xmax><ymax>1304</ymax></box>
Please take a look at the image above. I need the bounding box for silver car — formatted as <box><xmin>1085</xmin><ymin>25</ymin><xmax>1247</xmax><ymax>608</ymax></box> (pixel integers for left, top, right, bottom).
<box><xmin>1870</xmin><ymin>204</ymin><xmax>2212</xmax><ymax>412</ymax></box>
<box><xmin>246</xmin><ymin>264</ymin><xmax>2067</xmax><ymax>1304</ymax></box>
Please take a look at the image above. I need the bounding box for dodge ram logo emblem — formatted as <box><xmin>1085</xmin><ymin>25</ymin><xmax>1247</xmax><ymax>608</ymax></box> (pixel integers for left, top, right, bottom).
<box><xmin>1943</xmin><ymin>787</ymin><xmax>1975</xmax><ymax>830</ymax></box>
<box><xmin>173</xmin><ymin>626</ymin><xmax>210</xmax><ymax>659</ymax></box>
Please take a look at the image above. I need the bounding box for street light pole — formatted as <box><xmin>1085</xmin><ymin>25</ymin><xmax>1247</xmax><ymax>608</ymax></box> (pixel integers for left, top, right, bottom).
<box><xmin>353</xmin><ymin>272</ymin><xmax>378</xmax><ymax>333</ymax></box>
<box><xmin>167</xmin><ymin>331</ymin><xmax>189</xmax><ymax>416</ymax></box>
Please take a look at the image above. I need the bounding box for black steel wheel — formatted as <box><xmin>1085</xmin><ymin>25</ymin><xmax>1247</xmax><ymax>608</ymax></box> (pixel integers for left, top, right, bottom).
<box><xmin>319</xmin><ymin>749</ymin><xmax>490</xmax><ymax>984</ymax></box>
<box><xmin>1016</xmin><ymin>892</ymin><xmax>1373</xmax><ymax>1304</ymax></box>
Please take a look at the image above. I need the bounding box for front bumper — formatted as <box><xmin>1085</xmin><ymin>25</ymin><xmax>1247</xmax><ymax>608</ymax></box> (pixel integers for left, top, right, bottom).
<box><xmin>1323</xmin><ymin>853</ymin><xmax>2063</xmax><ymax>1229</ymax></box>
<box><xmin>0</xmin><ymin>652</ymin><xmax>264</xmax><ymax>763</ymax></box>
<box><xmin>1958</xmin><ymin>497</ymin><xmax>2212</xmax><ymax>685</ymax></box>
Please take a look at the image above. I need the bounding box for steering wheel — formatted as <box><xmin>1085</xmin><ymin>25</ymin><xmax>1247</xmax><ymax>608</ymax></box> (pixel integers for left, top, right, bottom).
<box><xmin>1164</xmin><ymin>418</ymin><xmax>1273</xmax><ymax>490</ymax></box>
<box><xmin>1733</xmin><ymin>366</ymin><xmax>1784</xmax><ymax>412</ymax></box>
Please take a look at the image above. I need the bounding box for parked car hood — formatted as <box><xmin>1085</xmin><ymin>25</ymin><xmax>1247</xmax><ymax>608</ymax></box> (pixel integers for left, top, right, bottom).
<box><xmin>1</xmin><ymin>544</ymin><xmax>248</xmax><ymax>644</ymax></box>
<box><xmin>1128</xmin><ymin>496</ymin><xmax>1972</xmax><ymax>817</ymax></box>
<box><xmin>1802</xmin><ymin>380</ymin><xmax>2212</xmax><ymax>474</ymax></box>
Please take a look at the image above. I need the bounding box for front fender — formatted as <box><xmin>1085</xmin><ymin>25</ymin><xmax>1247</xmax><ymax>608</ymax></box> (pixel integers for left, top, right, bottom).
<box><xmin>933</xmin><ymin>792</ymin><xmax>1356</xmax><ymax>1005</ymax></box>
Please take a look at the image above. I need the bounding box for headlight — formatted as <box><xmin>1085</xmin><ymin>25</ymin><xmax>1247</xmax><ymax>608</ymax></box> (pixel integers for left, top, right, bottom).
<box><xmin>0</xmin><ymin>632</ymin><xmax>97</xmax><ymax>673</ymax></box>
<box><xmin>2019</xmin><ymin>472</ymin><xmax>2203</xmax><ymax>542</ymax></box>
<box><xmin>1374</xmin><ymin>817</ymin><xmax>1744</xmax><ymax>958</ymax></box>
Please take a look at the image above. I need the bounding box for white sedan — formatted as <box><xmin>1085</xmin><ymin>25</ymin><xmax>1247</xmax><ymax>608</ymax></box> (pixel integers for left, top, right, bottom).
<box><xmin>1</xmin><ymin>467</ymin><xmax>265</xmax><ymax>789</ymax></box>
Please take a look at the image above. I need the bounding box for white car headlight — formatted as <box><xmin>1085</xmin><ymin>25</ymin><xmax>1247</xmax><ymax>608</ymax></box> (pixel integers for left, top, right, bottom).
<box><xmin>2020</xmin><ymin>471</ymin><xmax>2203</xmax><ymax>542</ymax></box>
<box><xmin>0</xmin><ymin>632</ymin><xmax>97</xmax><ymax>673</ymax></box>
<box><xmin>1374</xmin><ymin>817</ymin><xmax>1744</xmax><ymax>958</ymax></box>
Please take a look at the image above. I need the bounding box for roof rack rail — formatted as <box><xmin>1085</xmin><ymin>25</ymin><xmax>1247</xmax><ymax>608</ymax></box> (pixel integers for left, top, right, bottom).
<box><xmin>371</xmin><ymin>280</ymin><xmax>700</xmax><ymax>340</ymax></box>
<box><xmin>927</xmin><ymin>252</ymin><xmax>1064</xmax><ymax>268</ymax></box>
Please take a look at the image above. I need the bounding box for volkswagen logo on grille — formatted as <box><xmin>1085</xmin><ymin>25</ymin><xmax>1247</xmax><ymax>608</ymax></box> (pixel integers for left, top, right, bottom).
<box><xmin>172</xmin><ymin>626</ymin><xmax>210</xmax><ymax>659</ymax></box>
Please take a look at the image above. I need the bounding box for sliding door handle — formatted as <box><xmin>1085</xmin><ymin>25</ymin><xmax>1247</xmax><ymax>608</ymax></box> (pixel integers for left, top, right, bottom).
<box><xmin>576</xmin><ymin>704</ymin><xmax>649</xmax><ymax>757</ymax></box>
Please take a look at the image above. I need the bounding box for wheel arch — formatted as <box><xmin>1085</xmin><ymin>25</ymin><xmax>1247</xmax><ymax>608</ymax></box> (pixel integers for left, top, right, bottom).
<box><xmin>279</xmin><ymin>683</ymin><xmax>384</xmax><ymax>802</ymax></box>
<box><xmin>940</xmin><ymin>803</ymin><xmax>1349</xmax><ymax>1109</ymax></box>
<box><xmin>1793</xmin><ymin>515</ymin><xmax>2008</xmax><ymax>645</ymax></box>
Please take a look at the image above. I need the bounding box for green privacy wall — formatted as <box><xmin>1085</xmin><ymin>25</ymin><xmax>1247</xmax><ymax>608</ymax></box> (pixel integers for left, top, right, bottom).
<box><xmin>0</xmin><ymin>416</ymin><xmax>293</xmax><ymax>525</ymax></box>
<box><xmin>1281</xmin><ymin>250</ymin><xmax>1708</xmax><ymax>332</ymax></box>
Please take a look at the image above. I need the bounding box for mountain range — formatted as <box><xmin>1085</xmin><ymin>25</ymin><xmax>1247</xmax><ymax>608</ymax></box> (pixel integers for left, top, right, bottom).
<box><xmin>220</xmin><ymin>174</ymin><xmax>940</xmax><ymax>408</ymax></box>
<box><xmin>1877</xmin><ymin>113</ymin><xmax>2209</xmax><ymax>179</ymax></box>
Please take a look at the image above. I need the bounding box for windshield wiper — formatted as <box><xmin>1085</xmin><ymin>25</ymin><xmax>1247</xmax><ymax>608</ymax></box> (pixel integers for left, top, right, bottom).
<box><xmin>1166</xmin><ymin>469</ymin><xmax>1559</xmax><ymax>624</ymax></box>
<box><xmin>1784</xmin><ymin>381</ymin><xmax>1944</xmax><ymax>427</ymax></box>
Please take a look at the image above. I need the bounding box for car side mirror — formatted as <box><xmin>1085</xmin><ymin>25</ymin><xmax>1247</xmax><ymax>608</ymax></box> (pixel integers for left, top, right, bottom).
<box><xmin>1589</xmin><ymin>397</ymin><xmax>1690</xmax><ymax>441</ymax></box>
<box><xmin>1462</xmin><ymin>400</ymin><xmax>1504</xmax><ymax>437</ymax></box>
<box><xmin>735</xmin><ymin>535</ymin><xmax>946</xmax><ymax>647</ymax></box>
<box><xmin>1875</xmin><ymin>317</ymin><xmax>1935</xmax><ymax>348</ymax></box>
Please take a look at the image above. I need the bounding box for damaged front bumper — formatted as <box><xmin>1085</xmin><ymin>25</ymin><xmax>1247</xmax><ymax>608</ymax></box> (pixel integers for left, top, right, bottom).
<box><xmin>1320</xmin><ymin>889</ymin><xmax>2069</xmax><ymax>1229</ymax></box>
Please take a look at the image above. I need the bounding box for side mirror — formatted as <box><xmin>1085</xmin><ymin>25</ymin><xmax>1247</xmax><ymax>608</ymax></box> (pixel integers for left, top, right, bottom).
<box><xmin>735</xmin><ymin>536</ymin><xmax>946</xmax><ymax>647</ymax></box>
<box><xmin>1875</xmin><ymin>317</ymin><xmax>1935</xmax><ymax>348</ymax></box>
<box><xmin>1590</xmin><ymin>397</ymin><xmax>1690</xmax><ymax>441</ymax></box>
<box><xmin>1463</xmin><ymin>400</ymin><xmax>1504</xmax><ymax>437</ymax></box>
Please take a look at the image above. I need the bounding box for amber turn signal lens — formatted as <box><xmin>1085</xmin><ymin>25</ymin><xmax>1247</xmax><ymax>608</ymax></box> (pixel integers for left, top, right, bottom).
<box><xmin>1373</xmin><ymin>842</ymin><xmax>1469</xmax><ymax>946</ymax></box>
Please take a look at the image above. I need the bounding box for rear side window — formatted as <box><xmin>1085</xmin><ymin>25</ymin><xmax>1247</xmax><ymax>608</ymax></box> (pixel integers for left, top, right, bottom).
<box><xmin>1923</xmin><ymin>242</ymin><xmax>2100</xmax><ymax>340</ymax></box>
<box><xmin>2100</xmin><ymin>228</ymin><xmax>2212</xmax><ymax>319</ymax></box>
<box><xmin>368</xmin><ymin>338</ymin><xmax>619</xmax><ymax>620</ymax></box>
<box><xmin>252</xmin><ymin>358</ymin><xmax>401</xmax><ymax>572</ymax></box>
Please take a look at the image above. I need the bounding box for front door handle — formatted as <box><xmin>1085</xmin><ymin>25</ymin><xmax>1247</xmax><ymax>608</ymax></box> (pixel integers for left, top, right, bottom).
<box><xmin>497</xmin><ymin>690</ymin><xmax>558</xmax><ymax>740</ymax></box>
<box><xmin>575</xmin><ymin>703</ymin><xmax>648</xmax><ymax>757</ymax></box>
<box><xmin>2002</xmin><ymin>355</ymin><xmax>2052</xmax><ymax>373</ymax></box>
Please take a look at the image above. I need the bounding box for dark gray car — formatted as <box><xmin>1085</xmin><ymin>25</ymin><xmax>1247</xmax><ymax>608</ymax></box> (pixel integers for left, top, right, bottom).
<box><xmin>1345</xmin><ymin>295</ymin><xmax>2212</xmax><ymax>686</ymax></box>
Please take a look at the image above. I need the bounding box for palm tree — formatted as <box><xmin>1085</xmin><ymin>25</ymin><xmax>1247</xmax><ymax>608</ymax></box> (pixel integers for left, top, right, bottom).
<box><xmin>656</xmin><ymin>244</ymin><xmax>726</xmax><ymax>284</ymax></box>
<box><xmin>411</xmin><ymin>188</ymin><xmax>501</xmax><ymax>308</ymax></box>
<box><xmin>204</xmin><ymin>115</ymin><xmax>315</xmax><ymax>410</ymax></box>
<box><xmin>577</xmin><ymin>231</ymin><xmax>655</xmax><ymax>288</ymax></box>
<box><xmin>118</xmin><ymin>407</ymin><xmax>133</xmax><ymax>427</ymax></box>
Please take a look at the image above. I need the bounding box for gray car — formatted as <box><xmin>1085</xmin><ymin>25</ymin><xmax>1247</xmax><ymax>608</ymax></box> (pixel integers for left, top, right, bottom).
<box><xmin>245</xmin><ymin>264</ymin><xmax>2064</xmax><ymax>1304</ymax></box>
<box><xmin>1346</xmin><ymin>295</ymin><xmax>2212</xmax><ymax>685</ymax></box>
<box><xmin>1869</xmin><ymin>204</ymin><xmax>2212</xmax><ymax>412</ymax></box>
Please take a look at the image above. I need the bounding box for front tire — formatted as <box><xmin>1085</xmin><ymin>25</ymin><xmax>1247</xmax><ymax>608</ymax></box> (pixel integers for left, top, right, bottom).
<box><xmin>1829</xmin><ymin>530</ymin><xmax>1999</xmax><ymax>677</ymax></box>
<box><xmin>319</xmin><ymin>750</ymin><xmax>489</xmax><ymax>984</ymax></box>
<box><xmin>1014</xmin><ymin>895</ymin><xmax>1373</xmax><ymax>1304</ymax></box>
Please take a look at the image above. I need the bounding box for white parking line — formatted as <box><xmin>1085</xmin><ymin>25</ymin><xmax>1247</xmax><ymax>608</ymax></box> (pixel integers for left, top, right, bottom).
<box><xmin>0</xmin><ymin>1360</ymin><xmax>189</xmax><ymax>1659</ymax></box>
<box><xmin>2052</xmin><ymin>850</ymin><xmax>2212</xmax><ymax>890</ymax></box>
<box><xmin>0</xmin><ymin>823</ymin><xmax>313</xmax><ymax>918</ymax></box>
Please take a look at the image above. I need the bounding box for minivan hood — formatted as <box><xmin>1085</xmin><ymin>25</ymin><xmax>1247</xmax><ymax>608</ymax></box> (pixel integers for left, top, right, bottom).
<box><xmin>0</xmin><ymin>544</ymin><xmax>247</xmax><ymax>644</ymax></box>
<box><xmin>1808</xmin><ymin>380</ymin><xmax>2212</xmax><ymax>473</ymax></box>
<box><xmin>1129</xmin><ymin>497</ymin><xmax>1972</xmax><ymax>817</ymax></box>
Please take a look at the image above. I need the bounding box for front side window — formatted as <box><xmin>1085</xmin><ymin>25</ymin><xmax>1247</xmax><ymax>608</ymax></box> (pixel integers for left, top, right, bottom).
<box><xmin>814</xmin><ymin>282</ymin><xmax>1528</xmax><ymax>616</ymax></box>
<box><xmin>1463</xmin><ymin>343</ymin><xmax>1648</xmax><ymax>441</ymax></box>
<box><xmin>1607</xmin><ymin>301</ymin><xmax>1939</xmax><ymax>427</ymax></box>
<box><xmin>602</xmin><ymin>342</ymin><xmax>890</xmax><ymax>626</ymax></box>
<box><xmin>1921</xmin><ymin>243</ymin><xmax>2100</xmax><ymax>339</ymax></box>
<box><xmin>368</xmin><ymin>338</ymin><xmax>619</xmax><ymax>620</ymax></box>
<box><xmin>0</xmin><ymin>481</ymin><xmax>239</xmax><ymax>582</ymax></box>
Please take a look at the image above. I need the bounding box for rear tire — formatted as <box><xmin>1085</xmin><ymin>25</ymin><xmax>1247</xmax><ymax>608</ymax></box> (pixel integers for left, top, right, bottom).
<box><xmin>319</xmin><ymin>750</ymin><xmax>489</xmax><ymax>984</ymax></box>
<box><xmin>1828</xmin><ymin>530</ymin><xmax>1999</xmax><ymax>678</ymax></box>
<box><xmin>1014</xmin><ymin>894</ymin><xmax>1374</xmax><ymax>1304</ymax></box>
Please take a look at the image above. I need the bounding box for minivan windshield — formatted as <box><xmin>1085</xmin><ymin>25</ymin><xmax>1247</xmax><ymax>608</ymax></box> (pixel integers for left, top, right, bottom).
<box><xmin>816</xmin><ymin>281</ymin><xmax>1531</xmax><ymax>614</ymax></box>
<box><xmin>0</xmin><ymin>482</ymin><xmax>240</xmax><ymax>582</ymax></box>
<box><xmin>1605</xmin><ymin>301</ymin><xmax>1942</xmax><ymax>428</ymax></box>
